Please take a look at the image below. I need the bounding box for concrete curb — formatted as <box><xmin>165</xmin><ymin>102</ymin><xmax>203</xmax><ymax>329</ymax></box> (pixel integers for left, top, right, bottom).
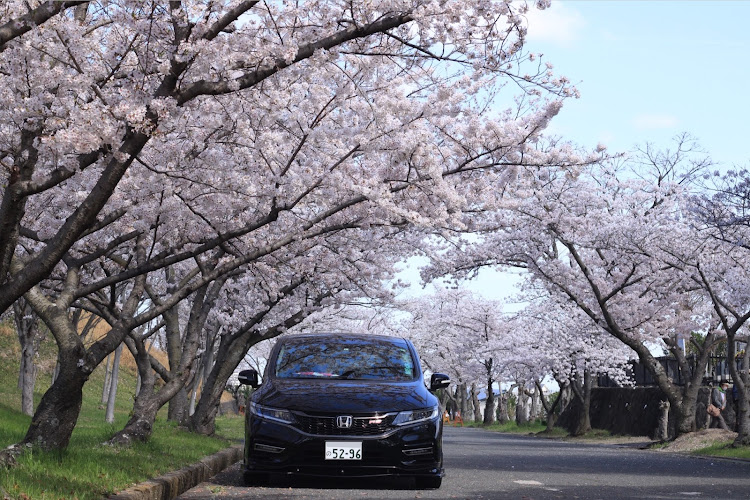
<box><xmin>107</xmin><ymin>445</ymin><xmax>243</xmax><ymax>500</ymax></box>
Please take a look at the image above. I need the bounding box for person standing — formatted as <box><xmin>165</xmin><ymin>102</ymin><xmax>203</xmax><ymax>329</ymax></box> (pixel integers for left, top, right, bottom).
<box><xmin>709</xmin><ymin>381</ymin><xmax>729</xmax><ymax>431</ymax></box>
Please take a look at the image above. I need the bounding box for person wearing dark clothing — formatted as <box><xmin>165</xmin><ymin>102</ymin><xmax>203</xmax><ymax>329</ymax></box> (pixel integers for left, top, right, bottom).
<box><xmin>709</xmin><ymin>382</ymin><xmax>729</xmax><ymax>431</ymax></box>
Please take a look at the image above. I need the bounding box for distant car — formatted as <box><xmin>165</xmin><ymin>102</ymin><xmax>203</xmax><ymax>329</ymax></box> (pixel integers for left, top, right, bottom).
<box><xmin>238</xmin><ymin>332</ymin><xmax>450</xmax><ymax>489</ymax></box>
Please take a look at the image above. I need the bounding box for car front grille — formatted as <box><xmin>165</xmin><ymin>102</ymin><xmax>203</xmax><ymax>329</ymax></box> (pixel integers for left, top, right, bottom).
<box><xmin>294</xmin><ymin>412</ymin><xmax>397</xmax><ymax>436</ymax></box>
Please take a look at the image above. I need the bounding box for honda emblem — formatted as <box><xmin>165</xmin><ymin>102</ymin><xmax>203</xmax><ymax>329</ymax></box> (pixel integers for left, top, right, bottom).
<box><xmin>336</xmin><ymin>415</ymin><xmax>353</xmax><ymax>429</ymax></box>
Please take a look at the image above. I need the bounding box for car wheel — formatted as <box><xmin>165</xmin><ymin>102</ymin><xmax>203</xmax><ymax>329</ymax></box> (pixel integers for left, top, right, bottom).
<box><xmin>415</xmin><ymin>476</ymin><xmax>442</xmax><ymax>489</ymax></box>
<box><xmin>243</xmin><ymin>471</ymin><xmax>269</xmax><ymax>486</ymax></box>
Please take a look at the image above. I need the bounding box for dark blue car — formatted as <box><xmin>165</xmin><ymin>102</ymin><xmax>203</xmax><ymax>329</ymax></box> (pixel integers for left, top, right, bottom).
<box><xmin>238</xmin><ymin>332</ymin><xmax>450</xmax><ymax>489</ymax></box>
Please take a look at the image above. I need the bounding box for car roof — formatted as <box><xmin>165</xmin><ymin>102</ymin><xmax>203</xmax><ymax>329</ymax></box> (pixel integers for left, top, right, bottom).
<box><xmin>278</xmin><ymin>332</ymin><xmax>408</xmax><ymax>344</ymax></box>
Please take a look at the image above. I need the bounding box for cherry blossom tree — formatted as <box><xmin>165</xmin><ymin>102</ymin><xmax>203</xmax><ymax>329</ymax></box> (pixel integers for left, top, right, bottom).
<box><xmin>398</xmin><ymin>288</ymin><xmax>523</xmax><ymax>424</ymax></box>
<box><xmin>511</xmin><ymin>290</ymin><xmax>634</xmax><ymax>434</ymax></box>
<box><xmin>688</xmin><ymin>171</ymin><xmax>750</xmax><ymax>445</ymax></box>
<box><xmin>424</xmin><ymin>153</ymin><xmax>718</xmax><ymax>437</ymax></box>
<box><xmin>0</xmin><ymin>0</ymin><xmax>575</xmax><ymax>316</ymax></box>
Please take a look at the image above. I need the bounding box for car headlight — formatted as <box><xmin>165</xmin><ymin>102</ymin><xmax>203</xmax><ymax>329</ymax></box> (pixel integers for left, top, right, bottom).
<box><xmin>250</xmin><ymin>402</ymin><xmax>295</xmax><ymax>424</ymax></box>
<box><xmin>392</xmin><ymin>406</ymin><xmax>439</xmax><ymax>426</ymax></box>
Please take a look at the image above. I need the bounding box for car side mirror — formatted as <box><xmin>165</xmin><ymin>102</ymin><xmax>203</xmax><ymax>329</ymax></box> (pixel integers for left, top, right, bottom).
<box><xmin>429</xmin><ymin>373</ymin><xmax>451</xmax><ymax>391</ymax></box>
<box><xmin>238</xmin><ymin>369</ymin><xmax>260</xmax><ymax>388</ymax></box>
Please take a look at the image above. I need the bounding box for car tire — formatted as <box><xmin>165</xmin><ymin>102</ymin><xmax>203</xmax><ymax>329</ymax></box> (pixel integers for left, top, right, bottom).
<box><xmin>243</xmin><ymin>471</ymin><xmax>269</xmax><ymax>486</ymax></box>
<box><xmin>415</xmin><ymin>476</ymin><xmax>442</xmax><ymax>489</ymax></box>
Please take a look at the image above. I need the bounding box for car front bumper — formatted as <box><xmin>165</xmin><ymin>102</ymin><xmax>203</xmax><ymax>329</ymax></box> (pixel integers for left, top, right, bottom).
<box><xmin>243</xmin><ymin>415</ymin><xmax>444</xmax><ymax>479</ymax></box>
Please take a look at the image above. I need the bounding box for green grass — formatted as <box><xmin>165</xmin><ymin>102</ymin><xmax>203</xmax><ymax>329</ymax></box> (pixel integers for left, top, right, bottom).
<box><xmin>0</xmin><ymin>323</ymin><xmax>243</xmax><ymax>500</ymax></box>
<box><xmin>693</xmin><ymin>442</ymin><xmax>750</xmax><ymax>460</ymax></box>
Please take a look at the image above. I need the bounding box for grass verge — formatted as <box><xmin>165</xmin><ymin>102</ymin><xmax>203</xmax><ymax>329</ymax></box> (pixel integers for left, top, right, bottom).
<box><xmin>0</xmin><ymin>323</ymin><xmax>244</xmax><ymax>500</ymax></box>
<box><xmin>693</xmin><ymin>442</ymin><xmax>750</xmax><ymax>460</ymax></box>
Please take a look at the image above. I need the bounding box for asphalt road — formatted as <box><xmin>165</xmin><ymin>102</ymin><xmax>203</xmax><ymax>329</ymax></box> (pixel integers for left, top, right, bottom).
<box><xmin>176</xmin><ymin>427</ymin><xmax>750</xmax><ymax>500</ymax></box>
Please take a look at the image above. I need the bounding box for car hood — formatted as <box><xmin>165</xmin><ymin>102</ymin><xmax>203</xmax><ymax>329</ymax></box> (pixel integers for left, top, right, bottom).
<box><xmin>253</xmin><ymin>378</ymin><xmax>435</xmax><ymax>414</ymax></box>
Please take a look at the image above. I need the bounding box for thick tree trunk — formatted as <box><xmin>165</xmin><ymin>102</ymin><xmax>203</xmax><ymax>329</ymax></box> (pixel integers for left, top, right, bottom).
<box><xmin>545</xmin><ymin>408</ymin><xmax>557</xmax><ymax>432</ymax></box>
<box><xmin>110</xmin><ymin>282</ymin><xmax>207</xmax><ymax>445</ymax></box>
<box><xmin>109</xmin><ymin>336</ymin><xmax>162</xmax><ymax>445</ymax></box>
<box><xmin>23</xmin><ymin>346</ymin><xmax>88</xmax><ymax>450</ymax></box>
<box><xmin>110</xmin><ymin>393</ymin><xmax>163</xmax><ymax>446</ymax></box>
<box><xmin>483</xmin><ymin>375</ymin><xmax>495</xmax><ymax>425</ymax></box>
<box><xmin>111</xmin><ymin>366</ymin><xmax>193</xmax><ymax>445</ymax></box>
<box><xmin>168</xmin><ymin>388</ymin><xmax>190</xmax><ymax>424</ymax></box>
<box><xmin>111</xmin><ymin>370</ymin><xmax>194</xmax><ymax>444</ymax></box>
<box><xmin>607</xmin><ymin>324</ymin><xmax>714</xmax><ymax>437</ymax></box>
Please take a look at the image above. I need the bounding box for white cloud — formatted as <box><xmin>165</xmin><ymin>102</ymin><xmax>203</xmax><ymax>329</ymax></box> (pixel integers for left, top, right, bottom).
<box><xmin>631</xmin><ymin>113</ymin><xmax>679</xmax><ymax>130</ymax></box>
<box><xmin>525</xmin><ymin>2</ymin><xmax>586</xmax><ymax>47</ymax></box>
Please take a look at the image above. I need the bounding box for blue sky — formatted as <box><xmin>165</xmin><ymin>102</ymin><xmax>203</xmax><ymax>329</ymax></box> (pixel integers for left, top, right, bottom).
<box><xmin>525</xmin><ymin>0</ymin><xmax>750</xmax><ymax>169</ymax></box>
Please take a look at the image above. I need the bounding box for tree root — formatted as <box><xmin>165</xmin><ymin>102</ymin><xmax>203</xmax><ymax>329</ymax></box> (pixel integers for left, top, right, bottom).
<box><xmin>0</xmin><ymin>443</ymin><xmax>28</xmax><ymax>469</ymax></box>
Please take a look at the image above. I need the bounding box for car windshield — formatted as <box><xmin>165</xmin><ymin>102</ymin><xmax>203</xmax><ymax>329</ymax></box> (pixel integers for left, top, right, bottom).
<box><xmin>274</xmin><ymin>337</ymin><xmax>417</xmax><ymax>381</ymax></box>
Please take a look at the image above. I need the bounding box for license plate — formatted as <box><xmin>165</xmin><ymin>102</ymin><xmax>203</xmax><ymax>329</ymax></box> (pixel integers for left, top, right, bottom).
<box><xmin>325</xmin><ymin>441</ymin><xmax>362</xmax><ymax>460</ymax></box>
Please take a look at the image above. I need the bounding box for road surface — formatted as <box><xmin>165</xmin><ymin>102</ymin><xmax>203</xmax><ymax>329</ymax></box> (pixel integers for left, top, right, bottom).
<box><xmin>176</xmin><ymin>426</ymin><xmax>750</xmax><ymax>499</ymax></box>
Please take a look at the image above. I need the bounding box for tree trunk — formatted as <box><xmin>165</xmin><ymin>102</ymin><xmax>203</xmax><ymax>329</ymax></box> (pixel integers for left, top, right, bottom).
<box><xmin>188</xmin><ymin>290</ymin><xmax>315</xmax><ymax>435</ymax></box>
<box><xmin>168</xmin><ymin>388</ymin><xmax>190</xmax><ymax>424</ymax></box>
<box><xmin>188</xmin><ymin>330</ymin><xmax>264</xmax><ymax>435</ymax></box>
<box><xmin>496</xmin><ymin>392</ymin><xmax>509</xmax><ymax>424</ymax></box>
<box><xmin>109</xmin><ymin>336</ymin><xmax>164</xmax><ymax>445</ymax></box>
<box><xmin>530</xmin><ymin>385</ymin><xmax>540</xmax><ymax>421</ymax></box>
<box><xmin>110</xmin><ymin>391</ymin><xmax>164</xmax><ymax>446</ymax></box>
<box><xmin>727</xmin><ymin>334</ymin><xmax>750</xmax><ymax>446</ymax></box>
<box><xmin>457</xmin><ymin>382</ymin><xmax>467</xmax><ymax>422</ymax></box>
<box><xmin>13</xmin><ymin>298</ymin><xmax>40</xmax><ymax>416</ymax></box>
<box><xmin>656</xmin><ymin>400</ymin><xmax>670</xmax><ymax>441</ymax></box>
<box><xmin>471</xmin><ymin>383</ymin><xmax>482</xmax><ymax>423</ymax></box>
<box><xmin>571</xmin><ymin>370</ymin><xmax>592</xmax><ymax>437</ymax></box>
<box><xmin>23</xmin><ymin>344</ymin><xmax>88</xmax><ymax>450</ymax></box>
<box><xmin>112</xmin><ymin>362</ymin><xmax>195</xmax><ymax>445</ymax></box>
<box><xmin>516</xmin><ymin>380</ymin><xmax>529</xmax><ymax>426</ymax></box>
<box><xmin>188</xmin><ymin>363</ymin><xmax>204</xmax><ymax>417</ymax></box>
<box><xmin>105</xmin><ymin>344</ymin><xmax>122</xmax><ymax>424</ymax></box>
<box><xmin>164</xmin><ymin>304</ymin><xmax>188</xmax><ymax>423</ymax></box>
<box><xmin>483</xmin><ymin>372</ymin><xmax>495</xmax><ymax>425</ymax></box>
<box><xmin>109</xmin><ymin>282</ymin><xmax>207</xmax><ymax>445</ymax></box>
<box><xmin>101</xmin><ymin>353</ymin><xmax>112</xmax><ymax>405</ymax></box>
<box><xmin>18</xmin><ymin>254</ymin><xmax>146</xmax><ymax>452</ymax></box>
<box><xmin>538</xmin><ymin>379</ymin><xmax>567</xmax><ymax>433</ymax></box>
